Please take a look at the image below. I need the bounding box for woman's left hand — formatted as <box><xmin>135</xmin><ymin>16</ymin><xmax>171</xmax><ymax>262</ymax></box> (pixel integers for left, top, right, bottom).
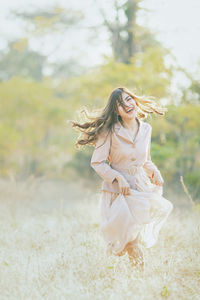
<box><xmin>152</xmin><ymin>170</ymin><xmax>164</xmax><ymax>186</ymax></box>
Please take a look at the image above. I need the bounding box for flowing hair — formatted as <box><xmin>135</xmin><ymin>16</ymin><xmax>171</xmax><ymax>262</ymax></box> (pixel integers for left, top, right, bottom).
<box><xmin>70</xmin><ymin>87</ymin><xmax>168</xmax><ymax>149</ymax></box>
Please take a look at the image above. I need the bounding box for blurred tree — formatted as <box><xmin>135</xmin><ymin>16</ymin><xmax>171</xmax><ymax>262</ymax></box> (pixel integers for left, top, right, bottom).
<box><xmin>99</xmin><ymin>0</ymin><xmax>162</xmax><ymax>63</ymax></box>
<box><xmin>181</xmin><ymin>62</ymin><xmax>200</xmax><ymax>104</ymax></box>
<box><xmin>0</xmin><ymin>40</ymin><xmax>46</xmax><ymax>81</ymax></box>
<box><xmin>12</xmin><ymin>5</ymin><xmax>84</xmax><ymax>35</ymax></box>
<box><xmin>9</xmin><ymin>2</ymin><xmax>169</xmax><ymax>73</ymax></box>
<box><xmin>0</xmin><ymin>77</ymin><xmax>71</xmax><ymax>178</ymax></box>
<box><xmin>9</xmin><ymin>5</ymin><xmax>86</xmax><ymax>79</ymax></box>
<box><xmin>189</xmin><ymin>79</ymin><xmax>200</xmax><ymax>102</ymax></box>
<box><xmin>59</xmin><ymin>45</ymin><xmax>174</xmax><ymax>111</ymax></box>
<box><xmin>150</xmin><ymin>103</ymin><xmax>200</xmax><ymax>200</ymax></box>
<box><xmin>50</xmin><ymin>59</ymin><xmax>86</xmax><ymax>79</ymax></box>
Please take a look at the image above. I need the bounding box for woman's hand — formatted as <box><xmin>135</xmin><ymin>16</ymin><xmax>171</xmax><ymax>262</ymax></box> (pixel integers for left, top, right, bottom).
<box><xmin>115</xmin><ymin>174</ymin><xmax>131</xmax><ymax>195</ymax></box>
<box><xmin>152</xmin><ymin>170</ymin><xmax>164</xmax><ymax>186</ymax></box>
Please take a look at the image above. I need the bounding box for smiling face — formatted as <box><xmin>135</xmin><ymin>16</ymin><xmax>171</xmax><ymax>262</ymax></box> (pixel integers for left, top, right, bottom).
<box><xmin>117</xmin><ymin>92</ymin><xmax>138</xmax><ymax>121</ymax></box>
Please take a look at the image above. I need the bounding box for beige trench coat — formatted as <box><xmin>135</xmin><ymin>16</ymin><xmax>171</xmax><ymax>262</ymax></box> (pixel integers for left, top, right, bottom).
<box><xmin>90</xmin><ymin>118</ymin><xmax>163</xmax><ymax>194</ymax></box>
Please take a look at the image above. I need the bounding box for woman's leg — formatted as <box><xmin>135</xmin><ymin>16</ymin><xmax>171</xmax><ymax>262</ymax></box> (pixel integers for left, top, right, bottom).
<box><xmin>115</xmin><ymin>235</ymin><xmax>143</xmax><ymax>261</ymax></box>
<box><xmin>126</xmin><ymin>235</ymin><xmax>145</xmax><ymax>269</ymax></box>
<box><xmin>115</xmin><ymin>236</ymin><xmax>144</xmax><ymax>270</ymax></box>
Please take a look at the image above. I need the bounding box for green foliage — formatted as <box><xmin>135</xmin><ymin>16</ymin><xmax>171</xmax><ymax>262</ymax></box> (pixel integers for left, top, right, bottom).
<box><xmin>184</xmin><ymin>172</ymin><xmax>200</xmax><ymax>200</ymax></box>
<box><xmin>0</xmin><ymin>40</ymin><xmax>46</xmax><ymax>81</ymax></box>
<box><xmin>161</xmin><ymin>285</ymin><xmax>169</xmax><ymax>298</ymax></box>
<box><xmin>0</xmin><ymin>77</ymin><xmax>70</xmax><ymax>178</ymax></box>
<box><xmin>57</xmin><ymin>46</ymin><xmax>173</xmax><ymax>113</ymax></box>
<box><xmin>12</xmin><ymin>5</ymin><xmax>84</xmax><ymax>35</ymax></box>
<box><xmin>149</xmin><ymin>104</ymin><xmax>200</xmax><ymax>200</ymax></box>
<box><xmin>65</xmin><ymin>147</ymin><xmax>94</xmax><ymax>179</ymax></box>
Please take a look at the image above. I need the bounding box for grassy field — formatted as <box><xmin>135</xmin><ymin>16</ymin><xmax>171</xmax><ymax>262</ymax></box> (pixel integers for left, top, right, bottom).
<box><xmin>0</xmin><ymin>176</ymin><xmax>200</xmax><ymax>300</ymax></box>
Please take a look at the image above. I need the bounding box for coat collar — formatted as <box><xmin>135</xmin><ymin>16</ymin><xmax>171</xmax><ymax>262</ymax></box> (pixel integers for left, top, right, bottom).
<box><xmin>113</xmin><ymin>118</ymin><xmax>143</xmax><ymax>145</ymax></box>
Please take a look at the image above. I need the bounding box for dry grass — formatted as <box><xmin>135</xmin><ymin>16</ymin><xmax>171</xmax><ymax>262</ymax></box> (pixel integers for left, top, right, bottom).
<box><xmin>0</xmin><ymin>176</ymin><xmax>200</xmax><ymax>300</ymax></box>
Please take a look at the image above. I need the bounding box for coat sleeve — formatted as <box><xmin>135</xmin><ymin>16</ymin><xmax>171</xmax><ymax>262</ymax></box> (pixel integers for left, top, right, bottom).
<box><xmin>143</xmin><ymin>125</ymin><xmax>164</xmax><ymax>182</ymax></box>
<box><xmin>90</xmin><ymin>130</ymin><xmax>122</xmax><ymax>183</ymax></box>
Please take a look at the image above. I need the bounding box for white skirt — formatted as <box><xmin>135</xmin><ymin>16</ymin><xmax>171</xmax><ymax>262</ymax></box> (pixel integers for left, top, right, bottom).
<box><xmin>99</xmin><ymin>169</ymin><xmax>173</xmax><ymax>255</ymax></box>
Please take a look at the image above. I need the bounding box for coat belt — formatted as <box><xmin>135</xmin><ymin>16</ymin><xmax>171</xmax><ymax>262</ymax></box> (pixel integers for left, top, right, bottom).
<box><xmin>111</xmin><ymin>165</ymin><xmax>143</xmax><ymax>176</ymax></box>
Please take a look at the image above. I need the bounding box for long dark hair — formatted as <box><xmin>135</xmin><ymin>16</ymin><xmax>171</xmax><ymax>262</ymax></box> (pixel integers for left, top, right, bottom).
<box><xmin>70</xmin><ymin>87</ymin><xmax>167</xmax><ymax>148</ymax></box>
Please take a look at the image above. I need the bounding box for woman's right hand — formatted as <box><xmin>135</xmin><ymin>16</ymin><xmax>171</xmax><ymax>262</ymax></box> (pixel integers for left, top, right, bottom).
<box><xmin>115</xmin><ymin>174</ymin><xmax>131</xmax><ymax>195</ymax></box>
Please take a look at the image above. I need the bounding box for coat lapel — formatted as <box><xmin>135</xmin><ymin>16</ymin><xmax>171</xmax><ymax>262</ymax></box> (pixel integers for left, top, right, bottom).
<box><xmin>114</xmin><ymin>119</ymin><xmax>143</xmax><ymax>145</ymax></box>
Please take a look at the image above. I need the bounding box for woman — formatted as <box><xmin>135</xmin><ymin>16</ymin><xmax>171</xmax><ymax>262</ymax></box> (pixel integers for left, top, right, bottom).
<box><xmin>71</xmin><ymin>87</ymin><xmax>173</xmax><ymax>270</ymax></box>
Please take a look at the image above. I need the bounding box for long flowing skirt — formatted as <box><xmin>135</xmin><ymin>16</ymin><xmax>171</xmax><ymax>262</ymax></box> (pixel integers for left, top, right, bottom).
<box><xmin>99</xmin><ymin>177</ymin><xmax>173</xmax><ymax>255</ymax></box>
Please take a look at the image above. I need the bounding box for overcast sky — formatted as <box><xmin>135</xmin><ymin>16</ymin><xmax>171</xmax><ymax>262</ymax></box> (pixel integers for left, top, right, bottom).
<box><xmin>0</xmin><ymin>0</ymin><xmax>200</xmax><ymax>80</ymax></box>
